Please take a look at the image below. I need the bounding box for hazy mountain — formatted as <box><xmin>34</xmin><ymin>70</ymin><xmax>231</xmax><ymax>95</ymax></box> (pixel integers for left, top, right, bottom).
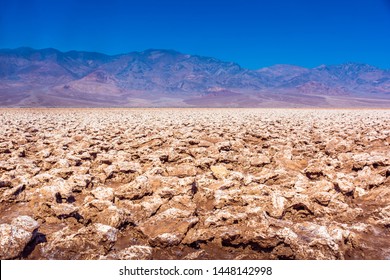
<box><xmin>0</xmin><ymin>47</ymin><xmax>389</xmax><ymax>107</ymax></box>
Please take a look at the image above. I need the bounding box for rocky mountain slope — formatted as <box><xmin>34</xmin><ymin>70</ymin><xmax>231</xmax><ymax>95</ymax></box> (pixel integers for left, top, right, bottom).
<box><xmin>0</xmin><ymin>47</ymin><xmax>389</xmax><ymax>107</ymax></box>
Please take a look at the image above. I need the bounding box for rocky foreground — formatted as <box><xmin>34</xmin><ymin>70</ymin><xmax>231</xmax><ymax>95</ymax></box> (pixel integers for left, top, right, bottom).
<box><xmin>0</xmin><ymin>108</ymin><xmax>389</xmax><ymax>260</ymax></box>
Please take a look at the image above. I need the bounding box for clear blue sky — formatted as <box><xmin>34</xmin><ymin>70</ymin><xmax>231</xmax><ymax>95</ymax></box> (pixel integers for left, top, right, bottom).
<box><xmin>1</xmin><ymin>0</ymin><xmax>389</xmax><ymax>69</ymax></box>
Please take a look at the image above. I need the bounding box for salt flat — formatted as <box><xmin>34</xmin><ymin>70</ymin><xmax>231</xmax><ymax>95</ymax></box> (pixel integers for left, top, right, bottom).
<box><xmin>0</xmin><ymin>108</ymin><xmax>389</xmax><ymax>259</ymax></box>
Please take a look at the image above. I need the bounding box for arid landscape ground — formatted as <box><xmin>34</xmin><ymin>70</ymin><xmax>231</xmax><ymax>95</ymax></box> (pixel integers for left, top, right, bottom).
<box><xmin>0</xmin><ymin>108</ymin><xmax>390</xmax><ymax>260</ymax></box>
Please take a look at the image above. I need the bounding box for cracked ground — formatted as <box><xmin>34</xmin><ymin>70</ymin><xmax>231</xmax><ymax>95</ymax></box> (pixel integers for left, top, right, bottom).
<box><xmin>0</xmin><ymin>108</ymin><xmax>390</xmax><ymax>260</ymax></box>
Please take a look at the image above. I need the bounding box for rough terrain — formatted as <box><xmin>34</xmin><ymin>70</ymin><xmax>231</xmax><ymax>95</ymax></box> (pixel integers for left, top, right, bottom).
<box><xmin>0</xmin><ymin>108</ymin><xmax>389</xmax><ymax>260</ymax></box>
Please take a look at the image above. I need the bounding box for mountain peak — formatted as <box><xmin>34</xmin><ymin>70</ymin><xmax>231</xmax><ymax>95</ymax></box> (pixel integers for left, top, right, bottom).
<box><xmin>315</xmin><ymin>62</ymin><xmax>379</xmax><ymax>71</ymax></box>
<box><xmin>141</xmin><ymin>48</ymin><xmax>182</xmax><ymax>55</ymax></box>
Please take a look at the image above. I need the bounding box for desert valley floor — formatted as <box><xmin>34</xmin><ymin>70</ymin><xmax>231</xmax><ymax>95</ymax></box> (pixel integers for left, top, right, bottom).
<box><xmin>0</xmin><ymin>108</ymin><xmax>390</xmax><ymax>260</ymax></box>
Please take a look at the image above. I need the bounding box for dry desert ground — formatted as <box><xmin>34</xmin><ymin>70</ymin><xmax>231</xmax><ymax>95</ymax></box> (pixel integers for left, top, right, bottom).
<box><xmin>0</xmin><ymin>108</ymin><xmax>390</xmax><ymax>260</ymax></box>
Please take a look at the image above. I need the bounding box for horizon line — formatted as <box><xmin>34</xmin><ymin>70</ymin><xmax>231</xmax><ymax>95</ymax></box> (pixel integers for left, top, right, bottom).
<box><xmin>1</xmin><ymin>46</ymin><xmax>388</xmax><ymax>71</ymax></box>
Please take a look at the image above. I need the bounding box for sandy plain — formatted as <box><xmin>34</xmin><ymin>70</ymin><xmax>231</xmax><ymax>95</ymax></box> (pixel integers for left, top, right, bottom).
<box><xmin>0</xmin><ymin>108</ymin><xmax>389</xmax><ymax>260</ymax></box>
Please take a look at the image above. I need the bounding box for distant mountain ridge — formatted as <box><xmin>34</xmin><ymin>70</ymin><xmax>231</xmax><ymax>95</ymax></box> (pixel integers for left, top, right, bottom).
<box><xmin>0</xmin><ymin>47</ymin><xmax>389</xmax><ymax>107</ymax></box>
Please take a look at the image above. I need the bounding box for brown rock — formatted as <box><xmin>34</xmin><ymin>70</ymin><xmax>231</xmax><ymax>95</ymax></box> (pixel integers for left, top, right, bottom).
<box><xmin>335</xmin><ymin>177</ymin><xmax>355</xmax><ymax>195</ymax></box>
<box><xmin>210</xmin><ymin>165</ymin><xmax>229</xmax><ymax>180</ymax></box>
<box><xmin>41</xmin><ymin>223</ymin><xmax>117</xmax><ymax>259</ymax></box>
<box><xmin>167</xmin><ymin>164</ymin><xmax>197</xmax><ymax>178</ymax></box>
<box><xmin>115</xmin><ymin>175</ymin><xmax>152</xmax><ymax>200</ymax></box>
<box><xmin>104</xmin><ymin>245</ymin><xmax>153</xmax><ymax>260</ymax></box>
<box><xmin>249</xmin><ymin>155</ymin><xmax>271</xmax><ymax>167</ymax></box>
<box><xmin>139</xmin><ymin>208</ymin><xmax>198</xmax><ymax>247</ymax></box>
<box><xmin>0</xmin><ymin>216</ymin><xmax>39</xmax><ymax>259</ymax></box>
<box><xmin>91</xmin><ymin>186</ymin><xmax>114</xmax><ymax>201</ymax></box>
<box><xmin>117</xmin><ymin>161</ymin><xmax>141</xmax><ymax>173</ymax></box>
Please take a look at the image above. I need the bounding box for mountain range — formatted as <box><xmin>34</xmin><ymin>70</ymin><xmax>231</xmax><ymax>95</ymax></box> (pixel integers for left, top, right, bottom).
<box><xmin>0</xmin><ymin>47</ymin><xmax>389</xmax><ymax>107</ymax></box>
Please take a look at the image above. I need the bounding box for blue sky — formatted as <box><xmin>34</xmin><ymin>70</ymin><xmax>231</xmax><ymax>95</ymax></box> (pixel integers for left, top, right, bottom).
<box><xmin>0</xmin><ymin>0</ymin><xmax>389</xmax><ymax>69</ymax></box>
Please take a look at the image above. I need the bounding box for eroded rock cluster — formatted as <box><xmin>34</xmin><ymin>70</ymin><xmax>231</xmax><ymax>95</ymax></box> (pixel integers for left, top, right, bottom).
<box><xmin>0</xmin><ymin>108</ymin><xmax>389</xmax><ymax>259</ymax></box>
